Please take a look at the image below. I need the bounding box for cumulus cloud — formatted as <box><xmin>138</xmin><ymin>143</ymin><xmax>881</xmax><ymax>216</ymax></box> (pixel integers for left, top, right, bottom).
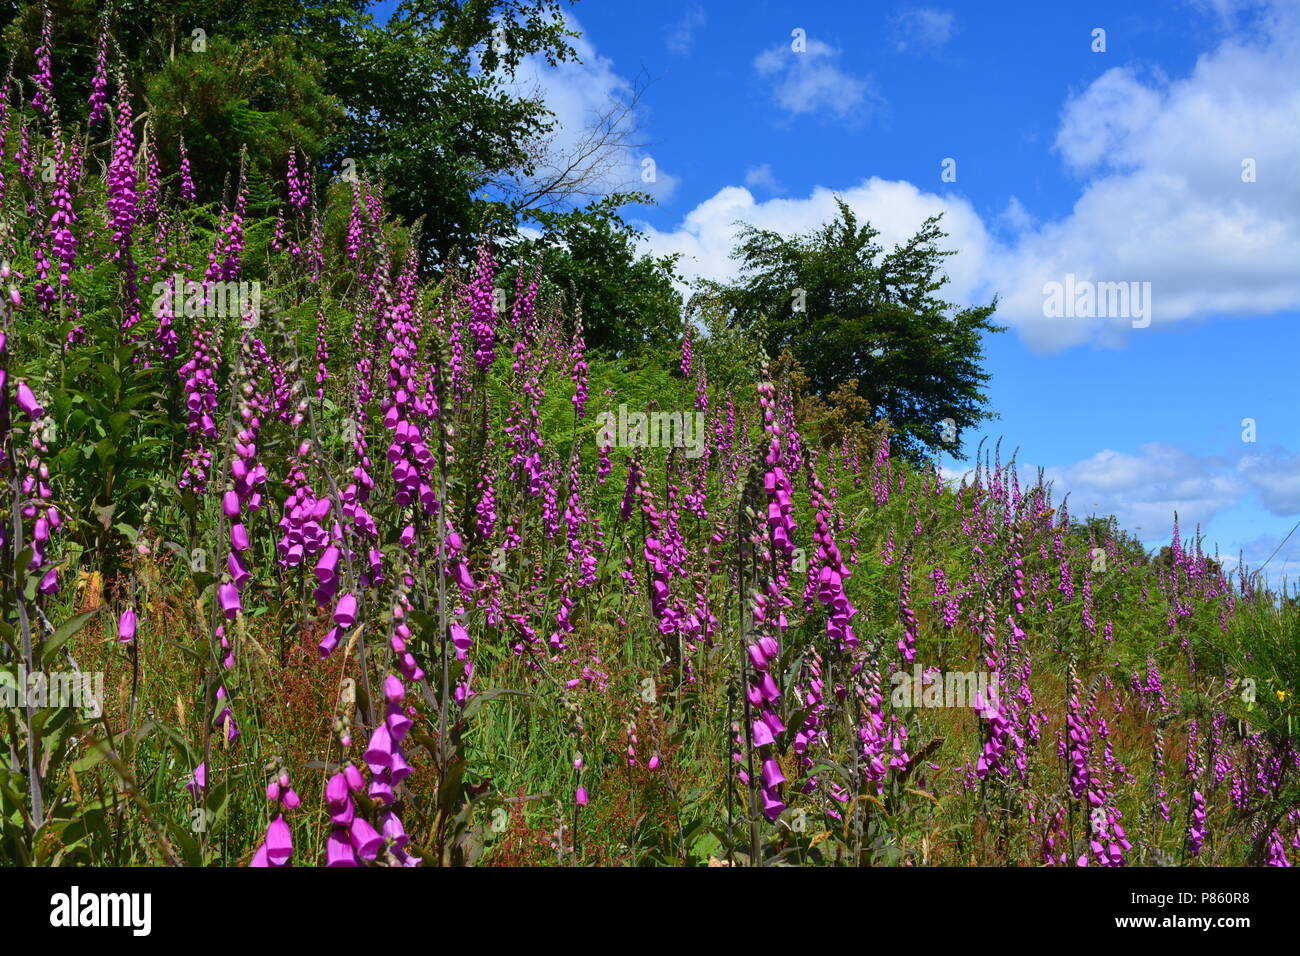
<box><xmin>639</xmin><ymin>3</ymin><xmax>1299</xmax><ymax>353</ymax></box>
<box><xmin>753</xmin><ymin>37</ymin><xmax>879</xmax><ymax>119</ymax></box>
<box><xmin>981</xmin><ymin>3</ymin><xmax>1300</xmax><ymax>350</ymax></box>
<box><xmin>638</xmin><ymin>177</ymin><xmax>994</xmax><ymax>300</ymax></box>
<box><xmin>1052</xmin><ymin>68</ymin><xmax>1165</xmax><ymax>174</ymax></box>
<box><xmin>891</xmin><ymin>8</ymin><xmax>957</xmax><ymax>53</ymax></box>
<box><xmin>998</xmin><ymin>196</ymin><xmax>1035</xmax><ymax>234</ymax></box>
<box><xmin>502</xmin><ymin>12</ymin><xmax>679</xmax><ymax>205</ymax></box>
<box><xmin>1239</xmin><ymin>450</ymin><xmax>1300</xmax><ymax>515</ymax></box>
<box><xmin>991</xmin><ymin>441</ymin><xmax>1298</xmax><ymax>551</ymax></box>
<box><xmin>1029</xmin><ymin>444</ymin><xmax>1243</xmax><ymax>536</ymax></box>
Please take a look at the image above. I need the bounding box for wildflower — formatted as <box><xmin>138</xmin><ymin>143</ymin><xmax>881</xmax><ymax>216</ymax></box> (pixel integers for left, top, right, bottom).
<box><xmin>117</xmin><ymin>608</ymin><xmax>137</xmax><ymax>644</ymax></box>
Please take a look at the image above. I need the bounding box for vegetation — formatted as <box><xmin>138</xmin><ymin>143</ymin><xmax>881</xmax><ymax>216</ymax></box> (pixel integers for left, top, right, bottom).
<box><xmin>697</xmin><ymin>200</ymin><xmax>1003</xmax><ymax>463</ymax></box>
<box><xmin>0</xmin><ymin>1</ymin><xmax>1295</xmax><ymax>869</ymax></box>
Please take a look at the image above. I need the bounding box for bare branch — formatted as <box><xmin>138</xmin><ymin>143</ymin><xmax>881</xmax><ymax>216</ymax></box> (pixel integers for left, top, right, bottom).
<box><xmin>497</xmin><ymin>70</ymin><xmax>657</xmax><ymax>213</ymax></box>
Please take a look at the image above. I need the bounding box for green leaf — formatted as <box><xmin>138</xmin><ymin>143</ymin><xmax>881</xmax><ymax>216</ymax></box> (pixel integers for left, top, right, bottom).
<box><xmin>462</xmin><ymin>687</ymin><xmax>530</xmax><ymax>721</ymax></box>
<box><xmin>43</xmin><ymin>609</ymin><xmax>101</xmax><ymax>665</ymax></box>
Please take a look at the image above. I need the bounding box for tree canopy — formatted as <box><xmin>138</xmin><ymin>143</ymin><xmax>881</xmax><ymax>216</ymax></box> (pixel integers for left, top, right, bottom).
<box><xmin>697</xmin><ymin>199</ymin><xmax>1003</xmax><ymax>462</ymax></box>
<box><xmin>508</xmin><ymin>199</ymin><xmax>683</xmax><ymax>356</ymax></box>
<box><xmin>1</xmin><ymin>0</ymin><xmax>594</xmax><ymax>264</ymax></box>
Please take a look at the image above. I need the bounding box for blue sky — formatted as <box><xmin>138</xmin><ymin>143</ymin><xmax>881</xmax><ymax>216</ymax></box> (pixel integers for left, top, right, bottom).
<box><xmin>377</xmin><ymin>0</ymin><xmax>1300</xmax><ymax>587</ymax></box>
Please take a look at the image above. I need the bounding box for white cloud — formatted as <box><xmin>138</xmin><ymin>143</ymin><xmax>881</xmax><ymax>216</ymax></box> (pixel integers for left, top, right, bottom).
<box><xmin>891</xmin><ymin>8</ymin><xmax>956</xmax><ymax>53</ymax></box>
<box><xmin>998</xmin><ymin>196</ymin><xmax>1035</xmax><ymax>234</ymax></box>
<box><xmin>943</xmin><ymin>439</ymin><xmax>1300</xmax><ymax>585</ymax></box>
<box><xmin>642</xmin><ymin>3</ymin><xmax>1299</xmax><ymax>353</ymax></box>
<box><xmin>1015</xmin><ymin>442</ymin><xmax>1300</xmax><ymax>546</ymax></box>
<box><xmin>983</xmin><ymin>3</ymin><xmax>1300</xmax><ymax>350</ymax></box>
<box><xmin>1052</xmin><ymin>68</ymin><xmax>1165</xmax><ymax>173</ymax></box>
<box><xmin>666</xmin><ymin>5</ymin><xmax>706</xmax><ymax>56</ymax></box>
<box><xmin>1186</xmin><ymin>0</ymin><xmax>1267</xmax><ymax>29</ymax></box>
<box><xmin>1239</xmin><ymin>450</ymin><xmax>1300</xmax><ymax>515</ymax></box>
<box><xmin>502</xmin><ymin>13</ymin><xmax>679</xmax><ymax>205</ymax></box>
<box><xmin>1220</xmin><ymin>533</ymin><xmax>1300</xmax><ymax>592</ymax></box>
<box><xmin>743</xmin><ymin>163</ymin><xmax>783</xmax><ymax>194</ymax></box>
<box><xmin>638</xmin><ymin>177</ymin><xmax>994</xmax><ymax>301</ymax></box>
<box><xmin>1032</xmin><ymin>444</ymin><xmax>1244</xmax><ymax>537</ymax></box>
<box><xmin>753</xmin><ymin>38</ymin><xmax>878</xmax><ymax>119</ymax></box>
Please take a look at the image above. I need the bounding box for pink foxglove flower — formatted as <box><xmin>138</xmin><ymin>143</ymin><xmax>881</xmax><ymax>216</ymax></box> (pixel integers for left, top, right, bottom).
<box><xmin>117</xmin><ymin>608</ymin><xmax>137</xmax><ymax>644</ymax></box>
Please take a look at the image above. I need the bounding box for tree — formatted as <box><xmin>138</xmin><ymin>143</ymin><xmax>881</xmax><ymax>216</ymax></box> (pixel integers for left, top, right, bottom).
<box><xmin>699</xmin><ymin>198</ymin><xmax>1002</xmax><ymax>463</ymax></box>
<box><xmin>1075</xmin><ymin>514</ymin><xmax>1151</xmax><ymax>567</ymax></box>
<box><xmin>508</xmin><ymin>198</ymin><xmax>683</xmax><ymax>356</ymax></box>
<box><xmin>496</xmin><ymin>69</ymin><xmax>653</xmax><ymax>215</ymax></box>
<box><xmin>2</xmin><ymin>0</ymin><xmax>364</xmax><ymax>209</ymax></box>
<box><xmin>146</xmin><ymin>35</ymin><xmax>343</xmax><ymax>203</ymax></box>
<box><xmin>323</xmin><ymin>0</ymin><xmax>579</xmax><ymax>267</ymax></box>
<box><xmin>1</xmin><ymin>0</ymin><xmax>611</xmax><ymax>266</ymax></box>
